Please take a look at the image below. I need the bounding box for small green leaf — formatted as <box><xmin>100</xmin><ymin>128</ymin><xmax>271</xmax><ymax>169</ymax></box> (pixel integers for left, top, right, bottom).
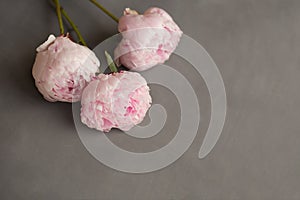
<box><xmin>105</xmin><ymin>51</ymin><xmax>118</xmax><ymax>73</ymax></box>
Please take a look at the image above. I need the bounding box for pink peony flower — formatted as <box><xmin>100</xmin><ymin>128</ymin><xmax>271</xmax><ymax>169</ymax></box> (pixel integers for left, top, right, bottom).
<box><xmin>80</xmin><ymin>71</ymin><xmax>152</xmax><ymax>132</ymax></box>
<box><xmin>114</xmin><ymin>7</ymin><xmax>183</xmax><ymax>71</ymax></box>
<box><xmin>32</xmin><ymin>34</ymin><xmax>100</xmax><ymax>102</ymax></box>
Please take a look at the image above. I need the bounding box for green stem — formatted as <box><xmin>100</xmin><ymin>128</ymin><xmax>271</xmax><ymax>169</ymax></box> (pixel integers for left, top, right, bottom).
<box><xmin>89</xmin><ymin>0</ymin><xmax>119</xmax><ymax>23</ymax></box>
<box><xmin>60</xmin><ymin>8</ymin><xmax>87</xmax><ymax>46</ymax></box>
<box><xmin>54</xmin><ymin>0</ymin><xmax>64</xmax><ymax>34</ymax></box>
<box><xmin>105</xmin><ymin>51</ymin><xmax>118</xmax><ymax>73</ymax></box>
<box><xmin>51</xmin><ymin>0</ymin><xmax>87</xmax><ymax>46</ymax></box>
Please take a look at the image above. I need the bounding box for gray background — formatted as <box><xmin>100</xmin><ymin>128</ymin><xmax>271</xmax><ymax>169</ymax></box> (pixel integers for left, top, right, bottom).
<box><xmin>1</xmin><ymin>0</ymin><xmax>300</xmax><ymax>199</ymax></box>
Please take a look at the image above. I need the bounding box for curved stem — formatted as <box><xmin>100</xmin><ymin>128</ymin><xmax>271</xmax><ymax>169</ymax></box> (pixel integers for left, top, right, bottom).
<box><xmin>60</xmin><ymin>8</ymin><xmax>87</xmax><ymax>46</ymax></box>
<box><xmin>54</xmin><ymin>0</ymin><xmax>64</xmax><ymax>34</ymax></box>
<box><xmin>89</xmin><ymin>0</ymin><xmax>119</xmax><ymax>23</ymax></box>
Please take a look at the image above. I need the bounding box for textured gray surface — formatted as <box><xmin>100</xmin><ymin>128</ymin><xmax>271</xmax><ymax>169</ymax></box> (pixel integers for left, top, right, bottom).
<box><xmin>1</xmin><ymin>0</ymin><xmax>300</xmax><ymax>199</ymax></box>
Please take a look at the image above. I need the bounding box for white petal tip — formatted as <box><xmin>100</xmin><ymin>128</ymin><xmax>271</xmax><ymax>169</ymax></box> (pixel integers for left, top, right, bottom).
<box><xmin>36</xmin><ymin>34</ymin><xmax>56</xmax><ymax>52</ymax></box>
